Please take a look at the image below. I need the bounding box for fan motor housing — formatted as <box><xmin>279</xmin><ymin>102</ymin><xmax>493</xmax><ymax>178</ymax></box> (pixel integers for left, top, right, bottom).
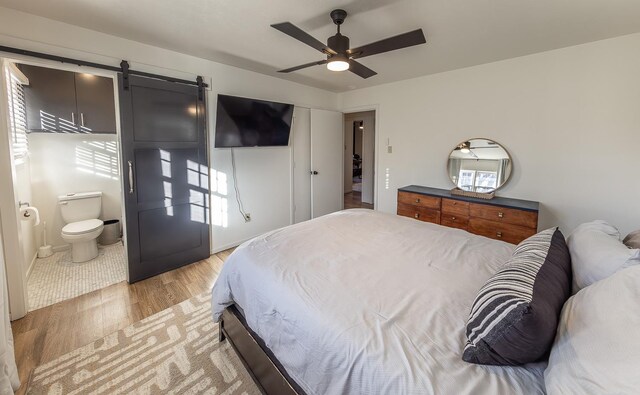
<box><xmin>328</xmin><ymin>34</ymin><xmax>350</xmax><ymax>55</ymax></box>
<box><xmin>330</xmin><ymin>9</ymin><xmax>347</xmax><ymax>25</ymax></box>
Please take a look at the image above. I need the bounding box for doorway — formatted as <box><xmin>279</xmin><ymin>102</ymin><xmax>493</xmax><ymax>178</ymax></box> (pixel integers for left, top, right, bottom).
<box><xmin>343</xmin><ymin>111</ymin><xmax>375</xmax><ymax>210</ymax></box>
<box><xmin>0</xmin><ymin>59</ymin><xmax>126</xmax><ymax>316</ymax></box>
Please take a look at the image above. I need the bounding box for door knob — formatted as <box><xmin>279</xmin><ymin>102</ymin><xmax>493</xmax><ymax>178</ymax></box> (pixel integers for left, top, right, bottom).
<box><xmin>310</xmin><ymin>170</ymin><xmax>318</xmax><ymax>175</ymax></box>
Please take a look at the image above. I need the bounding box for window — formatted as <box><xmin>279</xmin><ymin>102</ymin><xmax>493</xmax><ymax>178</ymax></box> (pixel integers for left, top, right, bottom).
<box><xmin>4</xmin><ymin>63</ymin><xmax>28</xmax><ymax>160</ymax></box>
<box><xmin>475</xmin><ymin>171</ymin><xmax>498</xmax><ymax>192</ymax></box>
<box><xmin>457</xmin><ymin>169</ymin><xmax>476</xmax><ymax>190</ymax></box>
<box><xmin>458</xmin><ymin>169</ymin><xmax>498</xmax><ymax>192</ymax></box>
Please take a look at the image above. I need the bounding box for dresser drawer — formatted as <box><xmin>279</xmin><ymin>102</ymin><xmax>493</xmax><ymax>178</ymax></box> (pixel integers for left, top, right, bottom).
<box><xmin>397</xmin><ymin>203</ymin><xmax>441</xmax><ymax>224</ymax></box>
<box><xmin>469</xmin><ymin>203</ymin><xmax>537</xmax><ymax>229</ymax></box>
<box><xmin>468</xmin><ymin>218</ymin><xmax>537</xmax><ymax>244</ymax></box>
<box><xmin>442</xmin><ymin>198</ymin><xmax>470</xmax><ymax>217</ymax></box>
<box><xmin>441</xmin><ymin>214</ymin><xmax>469</xmax><ymax>231</ymax></box>
<box><xmin>397</xmin><ymin>191</ymin><xmax>441</xmax><ymax>209</ymax></box>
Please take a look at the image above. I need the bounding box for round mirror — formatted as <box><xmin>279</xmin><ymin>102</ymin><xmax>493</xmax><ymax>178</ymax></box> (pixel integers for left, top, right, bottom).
<box><xmin>447</xmin><ymin>138</ymin><xmax>512</xmax><ymax>193</ymax></box>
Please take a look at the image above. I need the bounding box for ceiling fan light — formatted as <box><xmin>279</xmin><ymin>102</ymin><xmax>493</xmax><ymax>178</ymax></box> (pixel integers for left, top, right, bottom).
<box><xmin>327</xmin><ymin>59</ymin><xmax>349</xmax><ymax>72</ymax></box>
<box><xmin>460</xmin><ymin>147</ymin><xmax>470</xmax><ymax>154</ymax></box>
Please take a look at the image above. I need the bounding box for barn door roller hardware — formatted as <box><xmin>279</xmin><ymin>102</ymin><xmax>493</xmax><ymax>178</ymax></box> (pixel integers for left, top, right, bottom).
<box><xmin>120</xmin><ymin>60</ymin><xmax>130</xmax><ymax>90</ymax></box>
<box><xmin>197</xmin><ymin>76</ymin><xmax>205</xmax><ymax>101</ymax></box>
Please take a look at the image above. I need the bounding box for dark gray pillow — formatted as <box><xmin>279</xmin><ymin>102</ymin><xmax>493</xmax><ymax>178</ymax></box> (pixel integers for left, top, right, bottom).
<box><xmin>462</xmin><ymin>227</ymin><xmax>572</xmax><ymax>365</ymax></box>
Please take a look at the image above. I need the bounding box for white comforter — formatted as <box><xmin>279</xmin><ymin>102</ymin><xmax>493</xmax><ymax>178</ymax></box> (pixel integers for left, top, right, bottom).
<box><xmin>212</xmin><ymin>209</ymin><xmax>546</xmax><ymax>395</ymax></box>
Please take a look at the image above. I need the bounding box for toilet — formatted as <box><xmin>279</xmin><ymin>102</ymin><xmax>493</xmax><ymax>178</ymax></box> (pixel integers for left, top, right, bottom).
<box><xmin>59</xmin><ymin>192</ymin><xmax>104</xmax><ymax>263</ymax></box>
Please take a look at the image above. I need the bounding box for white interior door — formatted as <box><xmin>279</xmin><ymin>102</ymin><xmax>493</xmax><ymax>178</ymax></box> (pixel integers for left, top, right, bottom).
<box><xmin>343</xmin><ymin>118</ymin><xmax>353</xmax><ymax>194</ymax></box>
<box><xmin>310</xmin><ymin>109</ymin><xmax>343</xmax><ymax>218</ymax></box>
<box><xmin>361</xmin><ymin>112</ymin><xmax>375</xmax><ymax>205</ymax></box>
<box><xmin>0</xmin><ymin>60</ymin><xmax>28</xmax><ymax>319</ymax></box>
<box><xmin>291</xmin><ymin>107</ymin><xmax>311</xmax><ymax>224</ymax></box>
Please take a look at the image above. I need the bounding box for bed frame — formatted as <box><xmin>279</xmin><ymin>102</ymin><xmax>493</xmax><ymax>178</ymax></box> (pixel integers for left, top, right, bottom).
<box><xmin>219</xmin><ymin>305</ymin><xmax>305</xmax><ymax>395</ymax></box>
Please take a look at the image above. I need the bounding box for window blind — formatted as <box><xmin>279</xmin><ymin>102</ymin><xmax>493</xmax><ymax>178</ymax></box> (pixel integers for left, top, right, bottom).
<box><xmin>5</xmin><ymin>65</ymin><xmax>28</xmax><ymax>160</ymax></box>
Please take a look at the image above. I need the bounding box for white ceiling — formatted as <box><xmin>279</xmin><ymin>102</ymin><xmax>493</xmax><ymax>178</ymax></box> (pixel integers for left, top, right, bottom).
<box><xmin>2</xmin><ymin>0</ymin><xmax>640</xmax><ymax>92</ymax></box>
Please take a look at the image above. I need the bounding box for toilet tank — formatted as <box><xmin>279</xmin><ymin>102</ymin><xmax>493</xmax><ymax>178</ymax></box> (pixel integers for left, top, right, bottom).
<box><xmin>58</xmin><ymin>191</ymin><xmax>103</xmax><ymax>223</ymax></box>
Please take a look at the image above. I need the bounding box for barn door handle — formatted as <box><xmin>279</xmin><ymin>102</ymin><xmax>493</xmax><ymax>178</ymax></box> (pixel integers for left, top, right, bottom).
<box><xmin>128</xmin><ymin>160</ymin><xmax>135</xmax><ymax>194</ymax></box>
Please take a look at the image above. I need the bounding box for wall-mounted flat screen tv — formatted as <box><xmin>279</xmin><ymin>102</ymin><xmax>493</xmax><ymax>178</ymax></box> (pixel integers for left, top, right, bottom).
<box><xmin>214</xmin><ymin>94</ymin><xmax>294</xmax><ymax>148</ymax></box>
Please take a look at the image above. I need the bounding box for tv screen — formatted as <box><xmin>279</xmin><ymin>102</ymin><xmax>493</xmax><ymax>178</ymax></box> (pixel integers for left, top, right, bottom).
<box><xmin>214</xmin><ymin>94</ymin><xmax>294</xmax><ymax>148</ymax></box>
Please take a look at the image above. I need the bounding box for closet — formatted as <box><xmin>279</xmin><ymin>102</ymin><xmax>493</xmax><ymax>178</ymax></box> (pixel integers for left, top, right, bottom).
<box><xmin>291</xmin><ymin>108</ymin><xmax>344</xmax><ymax>223</ymax></box>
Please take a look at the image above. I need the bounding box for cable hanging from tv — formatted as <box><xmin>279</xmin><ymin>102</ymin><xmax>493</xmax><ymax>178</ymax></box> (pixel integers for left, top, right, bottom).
<box><xmin>231</xmin><ymin>148</ymin><xmax>250</xmax><ymax>222</ymax></box>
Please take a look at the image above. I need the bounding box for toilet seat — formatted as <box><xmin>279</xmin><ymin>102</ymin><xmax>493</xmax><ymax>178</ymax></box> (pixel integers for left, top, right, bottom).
<box><xmin>62</xmin><ymin>219</ymin><xmax>104</xmax><ymax>235</ymax></box>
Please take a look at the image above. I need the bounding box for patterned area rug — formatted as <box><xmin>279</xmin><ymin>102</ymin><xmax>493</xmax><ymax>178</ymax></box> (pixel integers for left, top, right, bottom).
<box><xmin>28</xmin><ymin>243</ymin><xmax>126</xmax><ymax>311</ymax></box>
<box><xmin>26</xmin><ymin>292</ymin><xmax>260</xmax><ymax>395</ymax></box>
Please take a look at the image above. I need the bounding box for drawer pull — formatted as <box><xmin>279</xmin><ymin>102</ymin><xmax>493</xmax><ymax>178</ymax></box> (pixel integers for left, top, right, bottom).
<box><xmin>452</xmin><ymin>216</ymin><xmax>456</xmax><ymax>220</ymax></box>
<box><xmin>414</xmin><ymin>213</ymin><xmax>420</xmax><ymax>219</ymax></box>
<box><xmin>496</xmin><ymin>231</ymin><xmax>503</xmax><ymax>238</ymax></box>
<box><xmin>415</xmin><ymin>198</ymin><xmax>421</xmax><ymax>203</ymax></box>
<box><xmin>452</xmin><ymin>201</ymin><xmax>457</xmax><ymax>205</ymax></box>
<box><xmin>498</xmin><ymin>212</ymin><xmax>504</xmax><ymax>218</ymax></box>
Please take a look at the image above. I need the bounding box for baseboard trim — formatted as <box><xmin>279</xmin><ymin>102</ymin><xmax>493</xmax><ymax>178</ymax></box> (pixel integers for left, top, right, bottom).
<box><xmin>211</xmin><ymin>234</ymin><xmax>268</xmax><ymax>255</ymax></box>
<box><xmin>52</xmin><ymin>244</ymin><xmax>70</xmax><ymax>253</ymax></box>
<box><xmin>26</xmin><ymin>252</ymin><xmax>37</xmax><ymax>280</ymax></box>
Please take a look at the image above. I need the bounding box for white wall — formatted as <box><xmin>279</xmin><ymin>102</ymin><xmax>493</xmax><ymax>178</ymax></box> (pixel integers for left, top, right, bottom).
<box><xmin>6</xmin><ymin>5</ymin><xmax>638</xmax><ymax>246</ymax></box>
<box><xmin>0</xmin><ymin>7</ymin><xmax>338</xmax><ymax>252</ymax></box>
<box><xmin>339</xmin><ymin>33</ymin><xmax>640</xmax><ymax>236</ymax></box>
<box><xmin>28</xmin><ymin>133</ymin><xmax>122</xmax><ymax>249</ymax></box>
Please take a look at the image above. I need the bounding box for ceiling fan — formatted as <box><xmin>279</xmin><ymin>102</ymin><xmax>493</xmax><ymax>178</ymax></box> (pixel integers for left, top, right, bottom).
<box><xmin>271</xmin><ymin>9</ymin><xmax>426</xmax><ymax>79</ymax></box>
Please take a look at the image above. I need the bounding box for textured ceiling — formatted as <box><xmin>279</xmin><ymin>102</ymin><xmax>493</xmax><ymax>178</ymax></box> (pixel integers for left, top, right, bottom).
<box><xmin>1</xmin><ymin>0</ymin><xmax>640</xmax><ymax>92</ymax></box>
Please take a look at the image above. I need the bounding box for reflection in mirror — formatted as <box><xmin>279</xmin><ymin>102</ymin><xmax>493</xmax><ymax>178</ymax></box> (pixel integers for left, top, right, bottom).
<box><xmin>448</xmin><ymin>139</ymin><xmax>512</xmax><ymax>193</ymax></box>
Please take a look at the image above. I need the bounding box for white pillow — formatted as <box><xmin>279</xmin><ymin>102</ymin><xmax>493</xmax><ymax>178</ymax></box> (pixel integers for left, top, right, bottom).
<box><xmin>544</xmin><ymin>266</ymin><xmax>640</xmax><ymax>395</ymax></box>
<box><xmin>567</xmin><ymin>220</ymin><xmax>640</xmax><ymax>293</ymax></box>
<box><xmin>624</xmin><ymin>229</ymin><xmax>640</xmax><ymax>249</ymax></box>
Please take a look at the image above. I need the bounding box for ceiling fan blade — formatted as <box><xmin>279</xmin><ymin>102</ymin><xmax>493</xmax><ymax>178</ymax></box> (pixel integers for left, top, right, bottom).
<box><xmin>348</xmin><ymin>29</ymin><xmax>426</xmax><ymax>60</ymax></box>
<box><xmin>278</xmin><ymin>60</ymin><xmax>328</xmax><ymax>73</ymax></box>
<box><xmin>271</xmin><ymin>22</ymin><xmax>337</xmax><ymax>55</ymax></box>
<box><xmin>348</xmin><ymin>60</ymin><xmax>377</xmax><ymax>79</ymax></box>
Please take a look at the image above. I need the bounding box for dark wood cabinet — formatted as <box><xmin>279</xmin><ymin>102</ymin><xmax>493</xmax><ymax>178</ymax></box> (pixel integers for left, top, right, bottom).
<box><xmin>18</xmin><ymin>64</ymin><xmax>116</xmax><ymax>133</ymax></box>
<box><xmin>75</xmin><ymin>72</ymin><xmax>117</xmax><ymax>133</ymax></box>
<box><xmin>397</xmin><ymin>185</ymin><xmax>540</xmax><ymax>244</ymax></box>
<box><xmin>19</xmin><ymin>65</ymin><xmax>78</xmax><ymax>132</ymax></box>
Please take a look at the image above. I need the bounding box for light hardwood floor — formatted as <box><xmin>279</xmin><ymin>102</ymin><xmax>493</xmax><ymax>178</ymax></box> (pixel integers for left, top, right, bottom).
<box><xmin>11</xmin><ymin>248</ymin><xmax>235</xmax><ymax>395</ymax></box>
<box><xmin>344</xmin><ymin>191</ymin><xmax>374</xmax><ymax>210</ymax></box>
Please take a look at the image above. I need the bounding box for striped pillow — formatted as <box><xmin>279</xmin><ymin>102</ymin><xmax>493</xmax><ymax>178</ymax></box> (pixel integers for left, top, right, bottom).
<box><xmin>463</xmin><ymin>227</ymin><xmax>572</xmax><ymax>365</ymax></box>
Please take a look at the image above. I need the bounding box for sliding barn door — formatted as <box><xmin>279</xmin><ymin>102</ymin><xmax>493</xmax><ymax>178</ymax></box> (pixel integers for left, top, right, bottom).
<box><xmin>119</xmin><ymin>75</ymin><xmax>209</xmax><ymax>282</ymax></box>
<box><xmin>310</xmin><ymin>109</ymin><xmax>343</xmax><ymax>218</ymax></box>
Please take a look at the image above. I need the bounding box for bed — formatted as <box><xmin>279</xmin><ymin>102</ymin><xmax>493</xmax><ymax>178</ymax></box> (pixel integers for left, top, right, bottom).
<box><xmin>211</xmin><ymin>209</ymin><xmax>546</xmax><ymax>394</ymax></box>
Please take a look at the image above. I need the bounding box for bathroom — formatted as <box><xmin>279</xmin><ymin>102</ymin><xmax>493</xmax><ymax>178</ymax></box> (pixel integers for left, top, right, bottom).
<box><xmin>7</xmin><ymin>61</ymin><xmax>126</xmax><ymax>311</ymax></box>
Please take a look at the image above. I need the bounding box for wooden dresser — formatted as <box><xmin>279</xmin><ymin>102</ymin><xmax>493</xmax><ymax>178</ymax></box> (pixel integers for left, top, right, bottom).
<box><xmin>397</xmin><ymin>185</ymin><xmax>539</xmax><ymax>244</ymax></box>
